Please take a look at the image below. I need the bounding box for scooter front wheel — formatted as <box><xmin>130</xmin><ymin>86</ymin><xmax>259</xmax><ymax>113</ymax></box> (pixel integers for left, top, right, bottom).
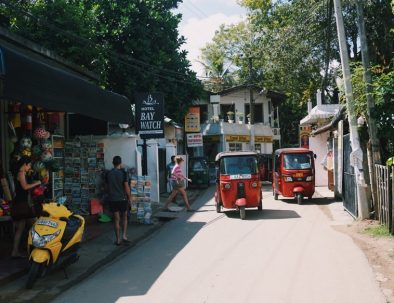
<box><xmin>26</xmin><ymin>262</ymin><xmax>44</xmax><ymax>289</ymax></box>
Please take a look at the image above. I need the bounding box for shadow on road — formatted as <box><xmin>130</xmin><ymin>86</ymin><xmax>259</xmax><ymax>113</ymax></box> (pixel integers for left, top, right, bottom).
<box><xmin>223</xmin><ymin>208</ymin><xmax>300</xmax><ymax>220</ymax></box>
<box><xmin>278</xmin><ymin>197</ymin><xmax>336</xmax><ymax>206</ymax></box>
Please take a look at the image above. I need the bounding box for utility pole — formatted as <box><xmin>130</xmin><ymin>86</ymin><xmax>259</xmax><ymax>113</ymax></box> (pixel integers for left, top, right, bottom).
<box><xmin>333</xmin><ymin>0</ymin><xmax>369</xmax><ymax>219</ymax></box>
<box><xmin>355</xmin><ymin>0</ymin><xmax>381</xmax><ymax>217</ymax></box>
<box><xmin>248</xmin><ymin>57</ymin><xmax>255</xmax><ymax>151</ymax></box>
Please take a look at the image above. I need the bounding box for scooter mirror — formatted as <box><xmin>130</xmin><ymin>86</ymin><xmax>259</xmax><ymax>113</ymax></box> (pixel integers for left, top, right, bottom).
<box><xmin>57</xmin><ymin>196</ymin><xmax>67</xmax><ymax>205</ymax></box>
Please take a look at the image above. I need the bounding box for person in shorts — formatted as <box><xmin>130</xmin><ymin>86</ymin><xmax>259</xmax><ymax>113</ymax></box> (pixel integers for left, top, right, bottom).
<box><xmin>162</xmin><ymin>156</ymin><xmax>194</xmax><ymax>212</ymax></box>
<box><xmin>106</xmin><ymin>156</ymin><xmax>132</xmax><ymax>246</ymax></box>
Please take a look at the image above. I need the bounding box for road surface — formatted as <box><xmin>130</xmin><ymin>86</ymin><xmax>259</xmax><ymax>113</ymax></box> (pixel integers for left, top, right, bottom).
<box><xmin>52</xmin><ymin>186</ymin><xmax>385</xmax><ymax>303</ymax></box>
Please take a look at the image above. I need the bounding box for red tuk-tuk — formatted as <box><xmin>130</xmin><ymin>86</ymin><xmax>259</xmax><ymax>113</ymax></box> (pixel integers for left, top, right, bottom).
<box><xmin>214</xmin><ymin>151</ymin><xmax>262</xmax><ymax>219</ymax></box>
<box><xmin>272</xmin><ymin>148</ymin><xmax>316</xmax><ymax>204</ymax></box>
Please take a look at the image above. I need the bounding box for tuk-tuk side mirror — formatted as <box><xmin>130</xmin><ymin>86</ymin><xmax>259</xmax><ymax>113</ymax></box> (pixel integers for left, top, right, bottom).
<box><xmin>314</xmin><ymin>154</ymin><xmax>317</xmax><ymax>159</ymax></box>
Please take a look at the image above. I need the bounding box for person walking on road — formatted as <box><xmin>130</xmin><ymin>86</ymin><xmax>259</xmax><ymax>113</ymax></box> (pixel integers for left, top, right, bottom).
<box><xmin>166</xmin><ymin>155</ymin><xmax>178</xmax><ymax>203</ymax></box>
<box><xmin>106</xmin><ymin>156</ymin><xmax>132</xmax><ymax>246</ymax></box>
<box><xmin>163</xmin><ymin>156</ymin><xmax>194</xmax><ymax>212</ymax></box>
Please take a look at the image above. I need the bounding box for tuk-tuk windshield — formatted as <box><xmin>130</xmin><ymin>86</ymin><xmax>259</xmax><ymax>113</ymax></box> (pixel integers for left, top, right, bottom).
<box><xmin>190</xmin><ymin>158</ymin><xmax>208</xmax><ymax>171</ymax></box>
<box><xmin>220</xmin><ymin>156</ymin><xmax>258</xmax><ymax>175</ymax></box>
<box><xmin>283</xmin><ymin>153</ymin><xmax>312</xmax><ymax>170</ymax></box>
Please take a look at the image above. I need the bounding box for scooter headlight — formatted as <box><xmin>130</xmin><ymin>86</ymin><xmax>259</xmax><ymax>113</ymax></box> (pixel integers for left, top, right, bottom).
<box><xmin>31</xmin><ymin>228</ymin><xmax>60</xmax><ymax>248</ymax></box>
<box><xmin>283</xmin><ymin>176</ymin><xmax>293</xmax><ymax>182</ymax></box>
<box><xmin>306</xmin><ymin>176</ymin><xmax>313</xmax><ymax>181</ymax></box>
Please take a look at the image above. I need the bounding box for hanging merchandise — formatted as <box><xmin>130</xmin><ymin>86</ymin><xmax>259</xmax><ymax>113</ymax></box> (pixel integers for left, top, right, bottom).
<box><xmin>34</xmin><ymin>127</ymin><xmax>50</xmax><ymax>140</ymax></box>
<box><xmin>41</xmin><ymin>150</ymin><xmax>53</xmax><ymax>162</ymax></box>
<box><xmin>24</xmin><ymin>105</ymin><xmax>33</xmax><ymax>136</ymax></box>
<box><xmin>10</xmin><ymin>103</ymin><xmax>21</xmax><ymax>137</ymax></box>
<box><xmin>19</xmin><ymin>137</ymin><xmax>33</xmax><ymax>149</ymax></box>
<box><xmin>41</xmin><ymin>140</ymin><xmax>52</xmax><ymax>151</ymax></box>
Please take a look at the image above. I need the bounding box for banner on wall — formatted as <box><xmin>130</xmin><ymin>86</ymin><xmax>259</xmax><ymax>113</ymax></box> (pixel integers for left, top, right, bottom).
<box><xmin>186</xmin><ymin>133</ymin><xmax>203</xmax><ymax>147</ymax></box>
<box><xmin>185</xmin><ymin>107</ymin><xmax>200</xmax><ymax>133</ymax></box>
<box><xmin>299</xmin><ymin>125</ymin><xmax>312</xmax><ymax>149</ymax></box>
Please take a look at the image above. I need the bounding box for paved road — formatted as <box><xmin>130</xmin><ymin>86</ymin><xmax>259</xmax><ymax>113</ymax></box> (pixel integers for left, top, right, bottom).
<box><xmin>52</xmin><ymin>186</ymin><xmax>385</xmax><ymax>303</ymax></box>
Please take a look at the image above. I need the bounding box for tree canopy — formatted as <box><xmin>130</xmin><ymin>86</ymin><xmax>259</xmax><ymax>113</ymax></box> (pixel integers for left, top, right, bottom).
<box><xmin>200</xmin><ymin>0</ymin><xmax>394</xmax><ymax>151</ymax></box>
<box><xmin>0</xmin><ymin>0</ymin><xmax>203</xmax><ymax>122</ymax></box>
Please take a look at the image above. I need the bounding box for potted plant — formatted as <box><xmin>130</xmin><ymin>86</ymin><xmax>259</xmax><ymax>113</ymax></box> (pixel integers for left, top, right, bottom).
<box><xmin>227</xmin><ymin>111</ymin><xmax>235</xmax><ymax>123</ymax></box>
<box><xmin>237</xmin><ymin>112</ymin><xmax>244</xmax><ymax>124</ymax></box>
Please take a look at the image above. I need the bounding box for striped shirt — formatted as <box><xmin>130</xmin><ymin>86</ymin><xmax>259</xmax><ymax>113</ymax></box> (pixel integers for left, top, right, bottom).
<box><xmin>171</xmin><ymin>164</ymin><xmax>183</xmax><ymax>180</ymax></box>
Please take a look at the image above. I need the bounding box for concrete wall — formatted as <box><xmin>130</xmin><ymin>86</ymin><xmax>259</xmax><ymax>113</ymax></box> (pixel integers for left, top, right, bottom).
<box><xmin>309</xmin><ymin>132</ymin><xmax>329</xmax><ymax>187</ymax></box>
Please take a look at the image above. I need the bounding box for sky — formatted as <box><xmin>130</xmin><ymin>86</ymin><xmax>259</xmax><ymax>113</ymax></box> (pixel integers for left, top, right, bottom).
<box><xmin>175</xmin><ymin>0</ymin><xmax>247</xmax><ymax>77</ymax></box>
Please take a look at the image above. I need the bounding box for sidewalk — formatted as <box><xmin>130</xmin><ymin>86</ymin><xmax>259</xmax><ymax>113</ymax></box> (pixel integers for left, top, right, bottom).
<box><xmin>0</xmin><ymin>188</ymin><xmax>203</xmax><ymax>303</ymax></box>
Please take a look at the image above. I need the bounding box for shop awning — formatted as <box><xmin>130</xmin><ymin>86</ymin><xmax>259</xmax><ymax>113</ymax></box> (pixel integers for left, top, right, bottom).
<box><xmin>300</xmin><ymin>104</ymin><xmax>342</xmax><ymax>126</ymax></box>
<box><xmin>0</xmin><ymin>45</ymin><xmax>132</xmax><ymax>124</ymax></box>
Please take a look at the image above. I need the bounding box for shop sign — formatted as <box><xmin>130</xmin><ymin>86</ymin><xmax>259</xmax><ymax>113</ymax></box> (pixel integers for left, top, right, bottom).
<box><xmin>185</xmin><ymin>107</ymin><xmax>200</xmax><ymax>133</ymax></box>
<box><xmin>255</xmin><ymin>136</ymin><xmax>273</xmax><ymax>143</ymax></box>
<box><xmin>186</xmin><ymin>133</ymin><xmax>203</xmax><ymax>147</ymax></box>
<box><xmin>203</xmin><ymin>135</ymin><xmax>220</xmax><ymax>143</ymax></box>
<box><xmin>135</xmin><ymin>93</ymin><xmax>164</xmax><ymax>139</ymax></box>
<box><xmin>225</xmin><ymin>135</ymin><xmax>250</xmax><ymax>142</ymax></box>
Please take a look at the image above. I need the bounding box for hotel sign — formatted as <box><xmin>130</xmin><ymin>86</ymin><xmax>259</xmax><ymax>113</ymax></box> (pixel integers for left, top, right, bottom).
<box><xmin>135</xmin><ymin>93</ymin><xmax>164</xmax><ymax>139</ymax></box>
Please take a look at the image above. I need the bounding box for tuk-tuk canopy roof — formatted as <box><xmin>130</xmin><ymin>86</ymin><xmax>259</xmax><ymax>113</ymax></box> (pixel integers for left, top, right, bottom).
<box><xmin>215</xmin><ymin>151</ymin><xmax>258</xmax><ymax>162</ymax></box>
<box><xmin>274</xmin><ymin>148</ymin><xmax>312</xmax><ymax>155</ymax></box>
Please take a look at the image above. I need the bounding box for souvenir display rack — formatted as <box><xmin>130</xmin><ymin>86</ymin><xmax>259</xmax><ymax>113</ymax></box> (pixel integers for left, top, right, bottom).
<box><xmin>51</xmin><ymin>135</ymin><xmax>65</xmax><ymax>200</ymax></box>
<box><xmin>130</xmin><ymin>175</ymin><xmax>152</xmax><ymax>224</ymax></box>
<box><xmin>63</xmin><ymin>138</ymin><xmax>105</xmax><ymax>215</ymax></box>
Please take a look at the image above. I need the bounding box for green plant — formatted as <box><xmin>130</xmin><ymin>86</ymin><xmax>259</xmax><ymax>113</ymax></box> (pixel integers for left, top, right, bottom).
<box><xmin>364</xmin><ymin>225</ymin><xmax>391</xmax><ymax>237</ymax></box>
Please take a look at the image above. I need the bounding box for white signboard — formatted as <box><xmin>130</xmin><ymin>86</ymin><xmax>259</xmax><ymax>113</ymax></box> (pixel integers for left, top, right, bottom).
<box><xmin>186</xmin><ymin>133</ymin><xmax>203</xmax><ymax>147</ymax></box>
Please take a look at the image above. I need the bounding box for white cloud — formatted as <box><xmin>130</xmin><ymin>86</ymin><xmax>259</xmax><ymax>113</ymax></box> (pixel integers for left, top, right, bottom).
<box><xmin>179</xmin><ymin>13</ymin><xmax>245</xmax><ymax>76</ymax></box>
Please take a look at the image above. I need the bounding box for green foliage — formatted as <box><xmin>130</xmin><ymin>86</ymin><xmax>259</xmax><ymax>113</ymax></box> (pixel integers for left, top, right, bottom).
<box><xmin>364</xmin><ymin>225</ymin><xmax>391</xmax><ymax>237</ymax></box>
<box><xmin>200</xmin><ymin>0</ymin><xmax>394</xmax><ymax>147</ymax></box>
<box><xmin>0</xmin><ymin>0</ymin><xmax>203</xmax><ymax>122</ymax></box>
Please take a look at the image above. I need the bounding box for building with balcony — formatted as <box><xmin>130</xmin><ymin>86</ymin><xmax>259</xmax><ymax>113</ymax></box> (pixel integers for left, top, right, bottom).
<box><xmin>189</xmin><ymin>85</ymin><xmax>285</xmax><ymax>164</ymax></box>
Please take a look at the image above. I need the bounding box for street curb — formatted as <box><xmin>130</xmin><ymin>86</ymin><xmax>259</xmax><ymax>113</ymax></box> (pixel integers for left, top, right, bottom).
<box><xmin>15</xmin><ymin>222</ymin><xmax>164</xmax><ymax>303</ymax></box>
<box><xmin>1</xmin><ymin>188</ymin><xmax>203</xmax><ymax>303</ymax></box>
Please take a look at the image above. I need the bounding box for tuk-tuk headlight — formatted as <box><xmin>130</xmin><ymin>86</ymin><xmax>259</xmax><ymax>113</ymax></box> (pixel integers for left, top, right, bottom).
<box><xmin>284</xmin><ymin>176</ymin><xmax>293</xmax><ymax>182</ymax></box>
<box><xmin>251</xmin><ymin>181</ymin><xmax>258</xmax><ymax>188</ymax></box>
<box><xmin>223</xmin><ymin>183</ymin><xmax>231</xmax><ymax>190</ymax></box>
<box><xmin>306</xmin><ymin>176</ymin><xmax>313</xmax><ymax>181</ymax></box>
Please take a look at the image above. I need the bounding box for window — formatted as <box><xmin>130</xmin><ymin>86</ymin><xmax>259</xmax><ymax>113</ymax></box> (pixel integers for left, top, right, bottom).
<box><xmin>254</xmin><ymin>143</ymin><xmax>261</xmax><ymax>152</ymax></box>
<box><xmin>283</xmin><ymin>154</ymin><xmax>312</xmax><ymax>170</ymax></box>
<box><xmin>220</xmin><ymin>156</ymin><xmax>258</xmax><ymax>174</ymax></box>
<box><xmin>229</xmin><ymin>143</ymin><xmax>242</xmax><ymax>151</ymax></box>
<box><xmin>244</xmin><ymin>104</ymin><xmax>263</xmax><ymax>123</ymax></box>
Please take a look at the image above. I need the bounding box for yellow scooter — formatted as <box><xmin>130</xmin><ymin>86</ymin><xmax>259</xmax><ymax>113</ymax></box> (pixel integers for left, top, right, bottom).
<box><xmin>26</xmin><ymin>197</ymin><xmax>85</xmax><ymax>289</ymax></box>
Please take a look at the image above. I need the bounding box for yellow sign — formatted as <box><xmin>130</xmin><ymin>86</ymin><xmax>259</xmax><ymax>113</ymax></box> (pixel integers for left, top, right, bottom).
<box><xmin>203</xmin><ymin>135</ymin><xmax>220</xmax><ymax>143</ymax></box>
<box><xmin>255</xmin><ymin>136</ymin><xmax>273</xmax><ymax>143</ymax></box>
<box><xmin>225</xmin><ymin>135</ymin><xmax>250</xmax><ymax>142</ymax></box>
<box><xmin>185</xmin><ymin>107</ymin><xmax>200</xmax><ymax>132</ymax></box>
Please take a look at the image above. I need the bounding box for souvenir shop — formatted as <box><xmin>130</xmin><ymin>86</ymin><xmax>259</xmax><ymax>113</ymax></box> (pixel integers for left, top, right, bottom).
<box><xmin>0</xmin><ymin>43</ymin><xmax>132</xmax><ymax>245</ymax></box>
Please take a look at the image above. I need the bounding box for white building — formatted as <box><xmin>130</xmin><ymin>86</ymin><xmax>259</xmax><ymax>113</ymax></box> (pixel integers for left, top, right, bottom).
<box><xmin>198</xmin><ymin>85</ymin><xmax>285</xmax><ymax>162</ymax></box>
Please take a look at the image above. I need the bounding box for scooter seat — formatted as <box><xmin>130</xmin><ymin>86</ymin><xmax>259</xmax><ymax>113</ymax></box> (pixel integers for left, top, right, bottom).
<box><xmin>61</xmin><ymin>216</ymin><xmax>83</xmax><ymax>247</ymax></box>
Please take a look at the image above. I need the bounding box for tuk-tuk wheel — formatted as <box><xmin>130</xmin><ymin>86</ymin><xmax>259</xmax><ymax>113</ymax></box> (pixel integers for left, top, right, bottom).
<box><xmin>215</xmin><ymin>202</ymin><xmax>221</xmax><ymax>213</ymax></box>
<box><xmin>296</xmin><ymin>193</ymin><xmax>303</xmax><ymax>205</ymax></box>
<box><xmin>257</xmin><ymin>202</ymin><xmax>263</xmax><ymax>211</ymax></box>
<box><xmin>240</xmin><ymin>206</ymin><xmax>246</xmax><ymax>220</ymax></box>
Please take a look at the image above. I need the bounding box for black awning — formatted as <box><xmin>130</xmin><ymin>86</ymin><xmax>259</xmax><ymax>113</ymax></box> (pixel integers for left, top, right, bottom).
<box><xmin>0</xmin><ymin>45</ymin><xmax>132</xmax><ymax>124</ymax></box>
